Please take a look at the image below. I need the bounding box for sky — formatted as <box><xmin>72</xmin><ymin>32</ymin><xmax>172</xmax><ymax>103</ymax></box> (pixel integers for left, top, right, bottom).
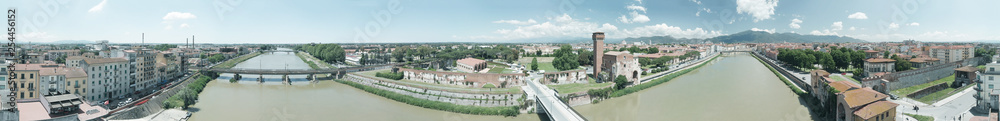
<box><xmin>2</xmin><ymin>0</ymin><xmax>999</xmax><ymax>44</ymax></box>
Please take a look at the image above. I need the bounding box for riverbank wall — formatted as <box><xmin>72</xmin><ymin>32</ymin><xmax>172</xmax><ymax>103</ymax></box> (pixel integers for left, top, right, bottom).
<box><xmin>749</xmin><ymin>51</ymin><xmax>810</xmax><ymax>93</ymax></box>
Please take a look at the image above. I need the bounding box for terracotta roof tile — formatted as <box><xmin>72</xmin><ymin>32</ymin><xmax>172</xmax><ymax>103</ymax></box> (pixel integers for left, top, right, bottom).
<box><xmin>841</xmin><ymin>88</ymin><xmax>888</xmax><ymax>108</ymax></box>
<box><xmin>853</xmin><ymin>101</ymin><xmax>898</xmax><ymax>120</ymax></box>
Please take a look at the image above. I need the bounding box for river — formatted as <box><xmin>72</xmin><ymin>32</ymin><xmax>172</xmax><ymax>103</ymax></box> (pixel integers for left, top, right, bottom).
<box><xmin>188</xmin><ymin>51</ymin><xmax>813</xmax><ymax>121</ymax></box>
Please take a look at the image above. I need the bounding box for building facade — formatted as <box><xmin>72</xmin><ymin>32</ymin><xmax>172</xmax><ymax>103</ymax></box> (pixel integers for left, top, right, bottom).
<box><xmin>976</xmin><ymin>62</ymin><xmax>1000</xmax><ymax>112</ymax></box>
<box><xmin>602</xmin><ymin>51</ymin><xmax>642</xmax><ymax>85</ymax></box>
<box><xmin>929</xmin><ymin>45</ymin><xmax>974</xmax><ymax>63</ymax></box>
<box><xmin>67</xmin><ymin>56</ymin><xmax>130</xmax><ymax>104</ymax></box>
<box><xmin>12</xmin><ymin>64</ymin><xmax>41</xmax><ymax>100</ymax></box>
<box><xmin>863</xmin><ymin>58</ymin><xmax>895</xmax><ymax>77</ymax></box>
<box><xmin>456</xmin><ymin>58</ymin><xmax>487</xmax><ymax>73</ymax></box>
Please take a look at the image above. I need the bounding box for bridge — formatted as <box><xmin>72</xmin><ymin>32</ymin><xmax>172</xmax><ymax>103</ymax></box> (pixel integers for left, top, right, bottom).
<box><xmin>263</xmin><ymin>50</ymin><xmax>297</xmax><ymax>53</ymax></box>
<box><xmin>201</xmin><ymin>64</ymin><xmax>398</xmax><ymax>76</ymax></box>
<box><xmin>525</xmin><ymin>78</ymin><xmax>587</xmax><ymax>121</ymax></box>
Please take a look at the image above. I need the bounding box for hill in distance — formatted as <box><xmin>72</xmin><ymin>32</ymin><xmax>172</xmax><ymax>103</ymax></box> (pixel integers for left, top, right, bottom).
<box><xmin>621</xmin><ymin>30</ymin><xmax>867</xmax><ymax>44</ymax></box>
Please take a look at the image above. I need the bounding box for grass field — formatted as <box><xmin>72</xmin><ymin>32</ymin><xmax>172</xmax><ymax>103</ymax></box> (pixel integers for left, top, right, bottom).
<box><xmin>547</xmin><ymin>78</ymin><xmax>611</xmax><ymax>95</ymax></box>
<box><xmin>904</xmin><ymin>113</ymin><xmax>934</xmax><ymax>121</ymax></box>
<box><xmin>537</xmin><ymin>62</ymin><xmax>559</xmax><ymax>72</ymax></box>
<box><xmin>891</xmin><ymin>75</ymin><xmax>954</xmax><ymax>96</ymax></box>
<box><xmin>830</xmin><ymin>75</ymin><xmax>861</xmax><ymax>84</ymax></box>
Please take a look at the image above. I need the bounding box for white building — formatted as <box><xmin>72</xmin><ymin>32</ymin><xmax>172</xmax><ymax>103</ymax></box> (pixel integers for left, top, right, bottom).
<box><xmin>929</xmin><ymin>45</ymin><xmax>974</xmax><ymax>62</ymax></box>
<box><xmin>0</xmin><ymin>60</ymin><xmax>10</xmax><ymax>110</ymax></box>
<box><xmin>976</xmin><ymin>62</ymin><xmax>1000</xmax><ymax>112</ymax></box>
<box><xmin>67</xmin><ymin>56</ymin><xmax>131</xmax><ymax>104</ymax></box>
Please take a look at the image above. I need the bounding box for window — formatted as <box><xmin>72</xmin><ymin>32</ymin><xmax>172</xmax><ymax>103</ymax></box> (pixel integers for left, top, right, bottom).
<box><xmin>992</xmin><ymin>67</ymin><xmax>996</xmax><ymax>72</ymax></box>
<box><xmin>0</xmin><ymin>85</ymin><xmax>5</xmax><ymax>89</ymax></box>
<box><xmin>29</xmin><ymin>74</ymin><xmax>33</xmax><ymax>79</ymax></box>
<box><xmin>991</xmin><ymin>84</ymin><xmax>995</xmax><ymax>89</ymax></box>
<box><xmin>20</xmin><ymin>83</ymin><xmax>23</xmax><ymax>88</ymax></box>
<box><xmin>20</xmin><ymin>92</ymin><xmax>23</xmax><ymax>98</ymax></box>
<box><xmin>20</xmin><ymin>74</ymin><xmax>23</xmax><ymax>79</ymax></box>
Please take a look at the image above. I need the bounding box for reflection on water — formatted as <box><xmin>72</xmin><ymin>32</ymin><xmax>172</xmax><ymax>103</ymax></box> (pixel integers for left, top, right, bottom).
<box><xmin>573</xmin><ymin>53</ymin><xmax>813</xmax><ymax>121</ymax></box>
<box><xmin>188</xmin><ymin>52</ymin><xmax>812</xmax><ymax>121</ymax></box>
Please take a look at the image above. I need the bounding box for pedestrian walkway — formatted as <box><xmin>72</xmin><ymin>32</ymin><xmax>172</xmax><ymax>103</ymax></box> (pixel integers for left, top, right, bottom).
<box><xmin>932</xmin><ymin>86</ymin><xmax>976</xmax><ymax>107</ymax></box>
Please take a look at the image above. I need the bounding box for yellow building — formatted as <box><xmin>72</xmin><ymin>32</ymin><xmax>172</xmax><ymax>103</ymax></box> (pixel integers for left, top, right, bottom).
<box><xmin>64</xmin><ymin>68</ymin><xmax>88</xmax><ymax>96</ymax></box>
<box><xmin>13</xmin><ymin>64</ymin><xmax>42</xmax><ymax>100</ymax></box>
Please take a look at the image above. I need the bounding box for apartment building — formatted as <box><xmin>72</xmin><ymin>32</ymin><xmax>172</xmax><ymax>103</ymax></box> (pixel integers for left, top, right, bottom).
<box><xmin>67</xmin><ymin>56</ymin><xmax>130</xmax><ymax>104</ymax></box>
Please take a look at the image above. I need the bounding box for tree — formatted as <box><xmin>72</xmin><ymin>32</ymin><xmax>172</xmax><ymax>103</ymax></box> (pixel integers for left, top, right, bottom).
<box><xmin>851</xmin><ymin>50</ymin><xmax>866</xmax><ymax>69</ymax></box>
<box><xmin>614</xmin><ymin>75</ymin><xmax>629</xmax><ymax>90</ymax></box>
<box><xmin>55</xmin><ymin>55</ymin><xmax>67</xmax><ymax>64</ymax></box>
<box><xmin>883</xmin><ymin>51</ymin><xmax>891</xmax><ymax>58</ymax></box>
<box><xmin>576</xmin><ymin>49</ymin><xmax>594</xmax><ymax>66</ymax></box>
<box><xmin>892</xmin><ymin>55</ymin><xmax>912</xmax><ymax>71</ymax></box>
<box><xmin>815</xmin><ymin>52</ymin><xmax>836</xmax><ymax>71</ymax></box>
<box><xmin>638</xmin><ymin>57</ymin><xmax>652</xmax><ymax>66</ymax></box>
<box><xmin>552</xmin><ymin>45</ymin><xmax>579</xmax><ymax>71</ymax></box>
<box><xmin>531</xmin><ymin>58</ymin><xmax>539</xmax><ymax>71</ymax></box>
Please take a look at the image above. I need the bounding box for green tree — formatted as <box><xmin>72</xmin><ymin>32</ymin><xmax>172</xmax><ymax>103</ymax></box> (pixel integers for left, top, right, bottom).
<box><xmin>531</xmin><ymin>58</ymin><xmax>539</xmax><ymax>71</ymax></box>
<box><xmin>614</xmin><ymin>75</ymin><xmax>629</xmax><ymax>90</ymax></box>
<box><xmin>552</xmin><ymin>45</ymin><xmax>579</xmax><ymax>71</ymax></box>
<box><xmin>576</xmin><ymin>49</ymin><xmax>594</xmax><ymax>66</ymax></box>
<box><xmin>892</xmin><ymin>55</ymin><xmax>913</xmax><ymax>71</ymax></box>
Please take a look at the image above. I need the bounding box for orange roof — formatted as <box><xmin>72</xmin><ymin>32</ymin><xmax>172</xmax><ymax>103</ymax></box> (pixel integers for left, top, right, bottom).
<box><xmin>853</xmin><ymin>101</ymin><xmax>898</xmax><ymax>120</ymax></box>
<box><xmin>456</xmin><ymin>57</ymin><xmax>486</xmax><ymax>66</ymax></box>
<box><xmin>829</xmin><ymin>81</ymin><xmax>859</xmax><ymax>92</ymax></box>
<box><xmin>865</xmin><ymin>58</ymin><xmax>896</xmax><ymax>63</ymax></box>
<box><xmin>841</xmin><ymin>88</ymin><xmax>888</xmax><ymax>108</ymax></box>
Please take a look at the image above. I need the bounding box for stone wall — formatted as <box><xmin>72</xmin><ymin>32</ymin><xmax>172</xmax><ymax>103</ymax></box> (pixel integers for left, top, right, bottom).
<box><xmin>344</xmin><ymin>74</ymin><xmax>522</xmax><ymax>107</ymax></box>
<box><xmin>864</xmin><ymin>57</ymin><xmax>983</xmax><ymax>92</ymax></box>
<box><xmin>906</xmin><ymin>83</ymin><xmax>949</xmax><ymax>99</ymax></box>
<box><xmin>541</xmin><ymin>69</ymin><xmax>588</xmax><ymax>84</ymax></box>
<box><xmin>399</xmin><ymin>68</ymin><xmax>526</xmax><ymax>88</ymax></box>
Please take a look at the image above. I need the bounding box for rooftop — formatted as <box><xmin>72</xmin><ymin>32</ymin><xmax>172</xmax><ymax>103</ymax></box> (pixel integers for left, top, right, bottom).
<box><xmin>456</xmin><ymin>57</ymin><xmax>486</xmax><ymax>66</ymax></box>
<box><xmin>865</xmin><ymin>58</ymin><xmax>896</xmax><ymax>63</ymax></box>
<box><xmin>955</xmin><ymin>66</ymin><xmax>979</xmax><ymax>72</ymax></box>
<box><xmin>853</xmin><ymin>101</ymin><xmax>898</xmax><ymax>120</ymax></box>
<box><xmin>841</xmin><ymin>88</ymin><xmax>888</xmax><ymax>108</ymax></box>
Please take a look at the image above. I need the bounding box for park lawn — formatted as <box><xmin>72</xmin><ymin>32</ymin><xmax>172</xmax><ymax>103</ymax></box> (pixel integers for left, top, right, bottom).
<box><xmin>487</xmin><ymin>62</ymin><xmax>509</xmax><ymax>68</ymax></box>
<box><xmin>547</xmin><ymin>78</ymin><xmax>611</xmax><ymax>95</ymax></box>
<box><xmin>891</xmin><ymin>75</ymin><xmax>954</xmax><ymax>95</ymax></box>
<box><xmin>979</xmin><ymin>65</ymin><xmax>986</xmax><ymax>70</ymax></box>
<box><xmin>830</xmin><ymin>75</ymin><xmax>861</xmax><ymax>85</ymax></box>
<box><xmin>904</xmin><ymin>113</ymin><xmax>934</xmax><ymax>121</ymax></box>
<box><xmin>537</xmin><ymin>62</ymin><xmax>559</xmax><ymax>72</ymax></box>
<box><xmin>518</xmin><ymin>57</ymin><xmax>554</xmax><ymax>63</ymax></box>
<box><xmin>915</xmin><ymin>87</ymin><xmax>957</xmax><ymax>104</ymax></box>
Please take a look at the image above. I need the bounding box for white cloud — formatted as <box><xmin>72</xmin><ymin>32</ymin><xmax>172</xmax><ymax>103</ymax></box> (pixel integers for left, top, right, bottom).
<box><xmin>165</xmin><ymin>25</ymin><xmax>173</xmax><ymax>30</ymax></box>
<box><xmin>736</xmin><ymin>0</ymin><xmax>779</xmax><ymax>22</ymax></box>
<box><xmin>810</xmin><ymin>29</ymin><xmax>839</xmax><ymax>36</ymax></box>
<box><xmin>491</xmin><ymin>14</ymin><xmax>619</xmax><ymax>39</ymax></box>
<box><xmin>635</xmin><ymin>0</ymin><xmax>643</xmax><ymax>4</ymax></box>
<box><xmin>466</xmin><ymin>14</ymin><xmax>723</xmax><ymax>40</ymax></box>
<box><xmin>619</xmin><ymin>12</ymin><xmax>650</xmax><ymax>24</ymax></box>
<box><xmin>751</xmin><ymin>28</ymin><xmax>776</xmax><ymax>33</ymax></box>
<box><xmin>180</xmin><ymin>23</ymin><xmax>190</xmax><ymax>28</ymax></box>
<box><xmin>619</xmin><ymin>2</ymin><xmax>650</xmax><ymax>24</ymax></box>
<box><xmin>88</xmin><ymin>0</ymin><xmax>107</xmax><ymax>13</ymax></box>
<box><xmin>845</xmin><ymin>31</ymin><xmax>980</xmax><ymax>42</ymax></box>
<box><xmin>831</xmin><ymin>21</ymin><xmax>843</xmax><ymax>31</ymax></box>
<box><xmin>690</xmin><ymin>0</ymin><xmax>702</xmax><ymax>5</ymax></box>
<box><xmin>492</xmin><ymin>19</ymin><xmax>538</xmax><ymax>25</ymax></box>
<box><xmin>695</xmin><ymin>11</ymin><xmax>701</xmax><ymax>16</ymax></box>
<box><xmin>850</xmin><ymin>27</ymin><xmax>856</xmax><ymax>31</ymax></box>
<box><xmin>788</xmin><ymin>19</ymin><xmax>802</xmax><ymax>29</ymax></box>
<box><xmin>888</xmin><ymin>23</ymin><xmax>900</xmax><ymax>29</ymax></box>
<box><xmin>163</xmin><ymin>12</ymin><xmax>197</xmax><ymax>20</ymax></box>
<box><xmin>626</xmin><ymin>4</ymin><xmax>647</xmax><ymax>13</ymax></box>
<box><xmin>847</xmin><ymin>12</ymin><xmax>868</xmax><ymax>19</ymax></box>
<box><xmin>908</xmin><ymin>22</ymin><xmax>920</xmax><ymax>26</ymax></box>
<box><xmin>619</xmin><ymin>23</ymin><xmax>724</xmax><ymax>38</ymax></box>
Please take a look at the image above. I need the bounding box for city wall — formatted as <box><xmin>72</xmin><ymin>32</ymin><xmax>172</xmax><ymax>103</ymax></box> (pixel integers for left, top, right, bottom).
<box><xmin>398</xmin><ymin>68</ymin><xmax>526</xmax><ymax>88</ymax></box>
<box><xmin>541</xmin><ymin>69</ymin><xmax>588</xmax><ymax>84</ymax></box>
<box><xmin>864</xmin><ymin>57</ymin><xmax>983</xmax><ymax>92</ymax></box>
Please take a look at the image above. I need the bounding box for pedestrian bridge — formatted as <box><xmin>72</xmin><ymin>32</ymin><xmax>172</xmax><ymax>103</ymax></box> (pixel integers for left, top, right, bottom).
<box><xmin>526</xmin><ymin>79</ymin><xmax>587</xmax><ymax>121</ymax></box>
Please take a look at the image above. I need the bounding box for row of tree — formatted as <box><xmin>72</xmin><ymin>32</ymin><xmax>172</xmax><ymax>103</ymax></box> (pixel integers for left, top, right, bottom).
<box><xmin>297</xmin><ymin>44</ymin><xmax>347</xmax><ymax>64</ymax></box>
<box><xmin>776</xmin><ymin>47</ymin><xmax>914</xmax><ymax>72</ymax></box>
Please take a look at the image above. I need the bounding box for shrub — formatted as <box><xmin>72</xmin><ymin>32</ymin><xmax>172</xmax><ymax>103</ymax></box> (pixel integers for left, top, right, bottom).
<box><xmin>376</xmin><ymin>72</ymin><xmax>404</xmax><ymax>80</ymax></box>
<box><xmin>335</xmin><ymin>79</ymin><xmax>520</xmax><ymax>117</ymax></box>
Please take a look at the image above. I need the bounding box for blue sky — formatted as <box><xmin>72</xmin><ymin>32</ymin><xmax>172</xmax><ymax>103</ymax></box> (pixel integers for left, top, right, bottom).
<box><xmin>3</xmin><ymin>0</ymin><xmax>998</xmax><ymax>44</ymax></box>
